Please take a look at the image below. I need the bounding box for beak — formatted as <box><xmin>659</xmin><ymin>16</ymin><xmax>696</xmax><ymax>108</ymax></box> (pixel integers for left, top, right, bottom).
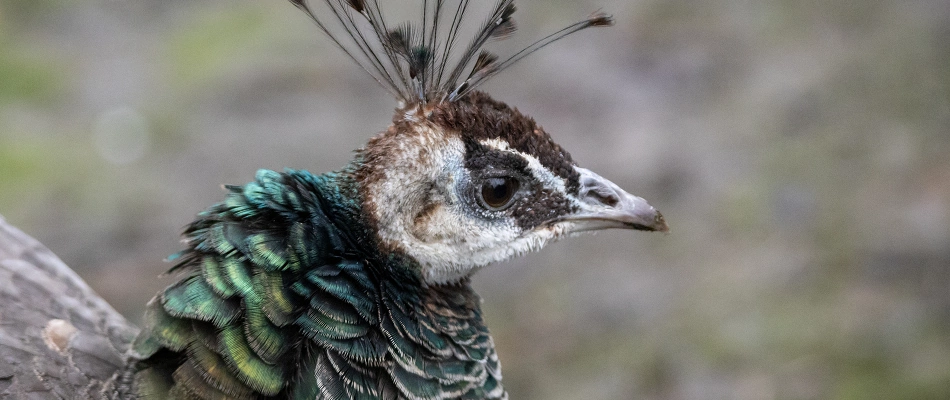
<box><xmin>556</xmin><ymin>167</ymin><xmax>669</xmax><ymax>233</ymax></box>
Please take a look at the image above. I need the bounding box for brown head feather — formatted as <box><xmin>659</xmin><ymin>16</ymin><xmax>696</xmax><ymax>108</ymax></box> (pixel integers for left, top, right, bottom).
<box><xmin>427</xmin><ymin>92</ymin><xmax>580</xmax><ymax>193</ymax></box>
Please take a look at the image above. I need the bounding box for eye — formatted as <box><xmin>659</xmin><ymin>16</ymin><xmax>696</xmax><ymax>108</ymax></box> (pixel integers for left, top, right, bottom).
<box><xmin>479</xmin><ymin>177</ymin><xmax>521</xmax><ymax>210</ymax></box>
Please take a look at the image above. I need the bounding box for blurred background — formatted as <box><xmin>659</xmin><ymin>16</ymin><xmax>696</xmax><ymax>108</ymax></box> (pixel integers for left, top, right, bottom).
<box><xmin>1</xmin><ymin>0</ymin><xmax>949</xmax><ymax>398</ymax></box>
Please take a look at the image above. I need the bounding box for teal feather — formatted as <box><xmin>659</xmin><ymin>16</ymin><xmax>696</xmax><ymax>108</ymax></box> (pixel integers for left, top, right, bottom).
<box><xmin>222</xmin><ymin>223</ymin><xmax>253</xmax><ymax>255</ymax></box>
<box><xmin>205</xmin><ymin>224</ymin><xmax>236</xmax><ymax>255</ymax></box>
<box><xmin>132</xmin><ymin>169</ymin><xmax>507</xmax><ymax>399</ymax></box>
<box><xmin>289</xmin><ymin>279</ymin><xmax>314</xmax><ymax>298</ymax></box>
<box><xmin>301</xmin><ymin>326</ymin><xmax>388</xmax><ymax>365</ymax></box>
<box><xmin>185</xmin><ymin>339</ymin><xmax>256</xmax><ymax>399</ymax></box>
<box><xmin>305</xmin><ymin>269</ymin><xmax>376</xmax><ymax>315</ymax></box>
<box><xmin>312</xmin><ymin>352</ymin><xmax>351</xmax><ymax>400</ymax></box>
<box><xmin>133</xmin><ymin>364</ymin><xmax>174</xmax><ymax>400</ymax></box>
<box><xmin>286</xmin><ymin>221</ymin><xmax>320</xmax><ymax>271</ymax></box>
<box><xmin>190</xmin><ymin>321</ymin><xmax>221</xmax><ymax>354</ymax></box>
<box><xmin>242</xmin><ymin>295</ymin><xmax>289</xmax><ymax>363</ymax></box>
<box><xmin>218</xmin><ymin>324</ymin><xmax>286</xmax><ymax>396</ymax></box>
<box><xmin>246</xmin><ymin>233</ymin><xmax>289</xmax><ymax>271</ymax></box>
<box><xmin>253</xmin><ymin>270</ymin><xmax>295</xmax><ymax>327</ymax></box>
<box><xmin>308</xmin><ymin>289</ymin><xmax>367</xmax><ymax>325</ymax></box>
<box><xmin>325</xmin><ymin>351</ymin><xmax>380</xmax><ymax>399</ymax></box>
<box><xmin>136</xmin><ymin>297</ymin><xmax>191</xmax><ymax>354</ymax></box>
<box><xmin>300</xmin><ymin>307</ymin><xmax>369</xmax><ymax>340</ymax></box>
<box><xmin>171</xmin><ymin>362</ymin><xmax>234</xmax><ymax>400</ymax></box>
<box><xmin>415</xmin><ymin>318</ymin><xmax>453</xmax><ymax>355</ymax></box>
<box><xmin>161</xmin><ymin>275</ymin><xmax>240</xmax><ymax>328</ymax></box>
<box><xmin>388</xmin><ymin>363</ymin><xmax>444</xmax><ymax>400</ymax></box>
<box><xmin>200</xmin><ymin>256</ymin><xmax>237</xmax><ymax>298</ymax></box>
<box><xmin>220</xmin><ymin>258</ymin><xmax>258</xmax><ymax>303</ymax></box>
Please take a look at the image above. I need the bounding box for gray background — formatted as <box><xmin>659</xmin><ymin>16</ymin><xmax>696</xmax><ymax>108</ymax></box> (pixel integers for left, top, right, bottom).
<box><xmin>1</xmin><ymin>0</ymin><xmax>948</xmax><ymax>398</ymax></box>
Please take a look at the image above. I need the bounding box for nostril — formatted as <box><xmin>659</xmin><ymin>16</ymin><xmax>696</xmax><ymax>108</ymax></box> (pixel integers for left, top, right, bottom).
<box><xmin>588</xmin><ymin>187</ymin><xmax>620</xmax><ymax>207</ymax></box>
<box><xmin>578</xmin><ymin>169</ymin><xmax>624</xmax><ymax>207</ymax></box>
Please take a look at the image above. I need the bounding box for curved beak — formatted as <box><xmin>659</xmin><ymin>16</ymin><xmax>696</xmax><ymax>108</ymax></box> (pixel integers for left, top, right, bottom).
<box><xmin>557</xmin><ymin>167</ymin><xmax>669</xmax><ymax>233</ymax></box>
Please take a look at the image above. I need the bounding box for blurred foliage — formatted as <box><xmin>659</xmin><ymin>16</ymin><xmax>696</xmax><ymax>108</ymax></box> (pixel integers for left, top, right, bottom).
<box><xmin>0</xmin><ymin>21</ymin><xmax>67</xmax><ymax>105</ymax></box>
<box><xmin>1</xmin><ymin>0</ymin><xmax>948</xmax><ymax>399</ymax></box>
<box><xmin>165</xmin><ymin>5</ymin><xmax>273</xmax><ymax>88</ymax></box>
<box><xmin>0</xmin><ymin>43</ymin><xmax>65</xmax><ymax>105</ymax></box>
<box><xmin>0</xmin><ymin>0</ymin><xmax>67</xmax><ymax>28</ymax></box>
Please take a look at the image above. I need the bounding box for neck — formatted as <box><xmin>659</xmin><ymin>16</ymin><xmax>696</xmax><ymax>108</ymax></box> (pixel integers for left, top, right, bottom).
<box><xmin>132</xmin><ymin>167</ymin><xmax>503</xmax><ymax>399</ymax></box>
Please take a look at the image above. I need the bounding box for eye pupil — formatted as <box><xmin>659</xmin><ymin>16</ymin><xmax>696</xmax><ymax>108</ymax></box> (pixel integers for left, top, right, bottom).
<box><xmin>480</xmin><ymin>177</ymin><xmax>520</xmax><ymax>210</ymax></box>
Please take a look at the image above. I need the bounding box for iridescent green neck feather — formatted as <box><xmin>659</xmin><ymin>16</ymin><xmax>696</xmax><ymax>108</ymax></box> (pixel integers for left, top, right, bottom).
<box><xmin>131</xmin><ymin>168</ymin><xmax>505</xmax><ymax>399</ymax></box>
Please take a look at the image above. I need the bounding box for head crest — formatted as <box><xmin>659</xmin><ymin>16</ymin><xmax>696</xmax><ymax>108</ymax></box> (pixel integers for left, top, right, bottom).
<box><xmin>289</xmin><ymin>0</ymin><xmax>613</xmax><ymax>105</ymax></box>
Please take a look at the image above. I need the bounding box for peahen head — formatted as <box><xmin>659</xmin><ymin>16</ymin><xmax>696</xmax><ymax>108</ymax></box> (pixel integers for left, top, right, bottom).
<box><xmin>288</xmin><ymin>0</ymin><xmax>669</xmax><ymax>285</ymax></box>
<box><xmin>355</xmin><ymin>92</ymin><xmax>667</xmax><ymax>284</ymax></box>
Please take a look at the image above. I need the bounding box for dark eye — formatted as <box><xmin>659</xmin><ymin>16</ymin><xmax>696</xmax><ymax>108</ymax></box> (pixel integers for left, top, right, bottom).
<box><xmin>479</xmin><ymin>177</ymin><xmax>520</xmax><ymax>210</ymax></box>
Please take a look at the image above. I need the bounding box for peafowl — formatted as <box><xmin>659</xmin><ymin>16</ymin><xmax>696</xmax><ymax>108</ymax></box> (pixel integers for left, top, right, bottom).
<box><xmin>0</xmin><ymin>0</ymin><xmax>668</xmax><ymax>399</ymax></box>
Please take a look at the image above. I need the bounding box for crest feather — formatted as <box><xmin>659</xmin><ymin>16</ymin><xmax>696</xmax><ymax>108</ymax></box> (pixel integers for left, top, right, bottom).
<box><xmin>290</xmin><ymin>0</ymin><xmax>613</xmax><ymax>105</ymax></box>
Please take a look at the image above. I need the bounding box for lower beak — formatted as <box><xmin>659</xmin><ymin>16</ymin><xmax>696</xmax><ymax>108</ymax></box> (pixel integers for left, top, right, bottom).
<box><xmin>557</xmin><ymin>167</ymin><xmax>669</xmax><ymax>233</ymax></box>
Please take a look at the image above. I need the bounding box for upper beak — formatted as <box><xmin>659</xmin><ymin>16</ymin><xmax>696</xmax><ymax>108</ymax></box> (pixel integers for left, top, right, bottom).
<box><xmin>556</xmin><ymin>167</ymin><xmax>669</xmax><ymax>233</ymax></box>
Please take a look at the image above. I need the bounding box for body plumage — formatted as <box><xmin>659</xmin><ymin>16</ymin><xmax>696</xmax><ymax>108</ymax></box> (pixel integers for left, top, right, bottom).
<box><xmin>134</xmin><ymin>167</ymin><xmax>505</xmax><ymax>399</ymax></box>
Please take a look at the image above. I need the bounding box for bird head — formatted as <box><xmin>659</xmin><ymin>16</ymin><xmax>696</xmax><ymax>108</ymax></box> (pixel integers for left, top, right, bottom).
<box><xmin>290</xmin><ymin>0</ymin><xmax>667</xmax><ymax>284</ymax></box>
<box><xmin>356</xmin><ymin>92</ymin><xmax>667</xmax><ymax>284</ymax></box>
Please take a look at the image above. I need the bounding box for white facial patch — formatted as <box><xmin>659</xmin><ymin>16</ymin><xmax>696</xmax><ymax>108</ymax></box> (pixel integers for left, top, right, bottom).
<box><xmin>366</xmin><ymin>129</ymin><xmax>580</xmax><ymax>285</ymax></box>
<box><xmin>478</xmin><ymin>138</ymin><xmax>568</xmax><ymax>193</ymax></box>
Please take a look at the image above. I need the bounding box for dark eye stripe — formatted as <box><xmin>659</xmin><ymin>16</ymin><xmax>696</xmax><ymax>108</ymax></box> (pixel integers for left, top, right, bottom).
<box><xmin>462</xmin><ymin>138</ymin><xmax>530</xmax><ymax>174</ymax></box>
